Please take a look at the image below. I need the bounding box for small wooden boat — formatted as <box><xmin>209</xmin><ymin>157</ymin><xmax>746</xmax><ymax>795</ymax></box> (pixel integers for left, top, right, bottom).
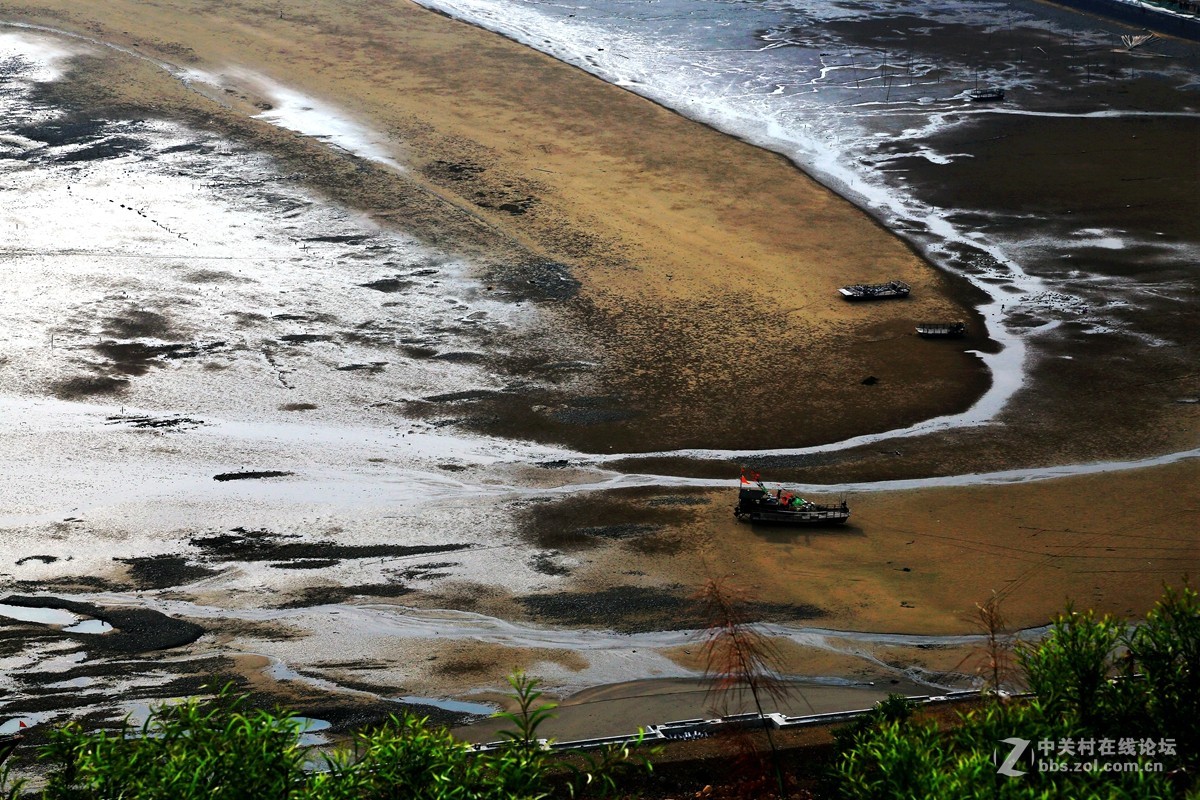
<box><xmin>838</xmin><ymin>280</ymin><xmax>910</xmax><ymax>301</ymax></box>
<box><xmin>916</xmin><ymin>322</ymin><xmax>966</xmax><ymax>338</ymax></box>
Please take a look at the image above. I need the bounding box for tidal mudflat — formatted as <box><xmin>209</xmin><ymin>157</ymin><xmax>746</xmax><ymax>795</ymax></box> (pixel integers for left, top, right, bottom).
<box><xmin>0</xmin><ymin>0</ymin><xmax>1195</xmax><ymax>747</ymax></box>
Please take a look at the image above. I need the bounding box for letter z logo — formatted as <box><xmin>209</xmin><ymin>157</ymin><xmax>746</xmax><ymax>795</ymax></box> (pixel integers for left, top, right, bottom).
<box><xmin>997</xmin><ymin>737</ymin><xmax>1030</xmax><ymax>777</ymax></box>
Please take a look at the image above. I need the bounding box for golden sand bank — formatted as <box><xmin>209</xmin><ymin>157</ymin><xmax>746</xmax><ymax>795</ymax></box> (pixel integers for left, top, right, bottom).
<box><xmin>0</xmin><ymin>0</ymin><xmax>987</xmax><ymax>452</ymax></box>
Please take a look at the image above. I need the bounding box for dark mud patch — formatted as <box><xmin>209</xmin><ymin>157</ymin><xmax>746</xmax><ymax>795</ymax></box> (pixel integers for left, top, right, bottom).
<box><xmin>228</xmin><ymin>310</ymin><xmax>269</xmax><ymax>327</ymax></box>
<box><xmin>269</xmin><ymin>559</ymin><xmax>341</xmax><ymax>570</ymax></box>
<box><xmin>159</xmin><ymin>140</ymin><xmax>215</xmax><ymax>155</ymax></box>
<box><xmin>400</xmin><ymin>344</ymin><xmax>439</xmax><ymax>359</ymax></box>
<box><xmin>14</xmin><ymin>555</ymin><xmax>58</xmax><ymax>566</ymax></box>
<box><xmin>432</xmin><ymin>351</ymin><xmax>485</xmax><ymax>364</ymax></box>
<box><xmin>51</xmin><ymin>374</ymin><xmax>129</xmax><ymax>399</ymax></box>
<box><xmin>305</xmin><ymin>234</ymin><xmax>373</xmax><ymax>244</ymax></box>
<box><xmin>102</xmin><ymin>309</ymin><xmax>174</xmax><ymax>339</ymax></box>
<box><xmin>10</xmin><ymin>575</ymin><xmax>130</xmax><ymax>593</ymax></box>
<box><xmin>190</xmin><ymin>529</ymin><xmax>472</xmax><ymax>565</ymax></box>
<box><xmin>420</xmin><ymin>582</ymin><xmax>509</xmax><ymax>615</ymax></box>
<box><xmin>273</xmin><ymin>313</ymin><xmax>338</xmax><ymax>323</ymax></box>
<box><xmin>360</xmin><ymin>277</ymin><xmax>415</xmax><ymax>293</ymax></box>
<box><xmin>575</xmin><ymin>523</ymin><xmax>662</xmax><ymax>540</ymax></box>
<box><xmin>208</xmin><ymin>618</ymin><xmax>303</xmax><ymax>643</ymax></box>
<box><xmin>336</xmin><ymin>362</ymin><xmax>387</xmax><ymax>373</ymax></box>
<box><xmin>535</xmin><ymin>459</ymin><xmax>573</xmax><ymax>469</ymax></box>
<box><xmin>278</xmin><ymin>582</ymin><xmax>414</xmax><ymax>609</ymax></box>
<box><xmin>623</xmin><ymin>534</ymin><xmax>686</xmax><ymax>557</ymax></box>
<box><xmin>0</xmin><ymin>596</ymin><xmax>204</xmax><ymax>653</ymax></box>
<box><xmin>57</xmin><ymin>136</ymin><xmax>147</xmax><ymax>162</ymax></box>
<box><xmin>391</xmin><ymin>561</ymin><xmax>458</xmax><ymax>582</ymax></box>
<box><xmin>423</xmin><ymin>389</ymin><xmax>502</xmax><ymax>403</ymax></box>
<box><xmin>517</xmin><ymin>258</ymin><xmax>580</xmax><ymax>302</ymax></box>
<box><xmin>530</xmin><ymin>552</ymin><xmax>572</xmax><ymax>577</ymax></box>
<box><xmin>14</xmin><ymin>117</ymin><xmax>107</xmax><ymax>146</ymax></box>
<box><xmin>339</xmin><ymin>322</ymin><xmax>398</xmax><ymax>346</ymax></box>
<box><xmin>117</xmin><ymin>555</ymin><xmax>220</xmax><ymax>590</ymax></box>
<box><xmin>279</xmin><ymin>333</ymin><xmax>333</xmax><ymax>344</ymax></box>
<box><xmin>428</xmin><ymin>414</ymin><xmax>503</xmax><ymax>430</ymax></box>
<box><xmin>0</xmin><ymin>624</ymin><xmax>60</xmax><ymax>658</ymax></box>
<box><xmin>514</xmin><ymin>487</ymin><xmax>707</xmax><ymax>551</ymax></box>
<box><xmin>212</xmin><ymin>470</ymin><xmax>294</xmax><ymax>482</ymax></box>
<box><xmin>106</xmin><ymin>414</ymin><xmax>204</xmax><ymax>431</ymax></box>
<box><xmin>547</xmin><ymin>406</ymin><xmax>634</xmax><ymax>426</ymax></box>
<box><xmin>425</xmin><ymin>159</ymin><xmax>486</xmax><ymax>181</ymax></box>
<box><xmin>518</xmin><ymin>587</ymin><xmax>824</xmax><ymax>634</ymax></box>
<box><xmin>94</xmin><ymin>340</ymin><xmax>226</xmax><ymax>375</ymax></box>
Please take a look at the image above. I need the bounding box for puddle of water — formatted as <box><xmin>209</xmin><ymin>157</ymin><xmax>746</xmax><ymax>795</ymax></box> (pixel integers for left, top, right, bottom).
<box><xmin>63</xmin><ymin>619</ymin><xmax>114</xmax><ymax>635</ymax></box>
<box><xmin>0</xmin><ymin>603</ymin><xmax>112</xmax><ymax>634</ymax></box>
<box><xmin>0</xmin><ymin>603</ymin><xmax>78</xmax><ymax>626</ymax></box>
<box><xmin>397</xmin><ymin>696</ymin><xmax>496</xmax><ymax>716</ymax></box>
<box><xmin>292</xmin><ymin>716</ymin><xmax>331</xmax><ymax>747</ymax></box>
<box><xmin>0</xmin><ymin>712</ymin><xmax>54</xmax><ymax>734</ymax></box>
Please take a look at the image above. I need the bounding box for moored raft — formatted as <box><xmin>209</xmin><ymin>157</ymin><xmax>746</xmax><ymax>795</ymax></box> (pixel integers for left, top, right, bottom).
<box><xmin>838</xmin><ymin>280</ymin><xmax>910</xmax><ymax>300</ymax></box>
<box><xmin>968</xmin><ymin>87</ymin><xmax>1005</xmax><ymax>102</ymax></box>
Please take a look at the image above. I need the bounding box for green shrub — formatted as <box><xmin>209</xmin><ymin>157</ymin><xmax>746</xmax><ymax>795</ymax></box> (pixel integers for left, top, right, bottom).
<box><xmin>11</xmin><ymin>674</ymin><xmax>650</xmax><ymax>800</ymax></box>
<box><xmin>833</xmin><ymin>700</ymin><xmax>1176</xmax><ymax>799</ymax></box>
<box><xmin>1125</xmin><ymin>585</ymin><xmax>1200</xmax><ymax>770</ymax></box>
<box><xmin>40</xmin><ymin>686</ymin><xmax>307</xmax><ymax>800</ymax></box>
<box><xmin>833</xmin><ymin>585</ymin><xmax>1200</xmax><ymax>799</ymax></box>
<box><xmin>1017</xmin><ymin>605</ymin><xmax>1126</xmax><ymax>728</ymax></box>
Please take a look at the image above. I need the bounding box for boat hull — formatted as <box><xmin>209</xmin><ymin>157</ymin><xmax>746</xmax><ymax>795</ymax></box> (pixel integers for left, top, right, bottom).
<box><xmin>734</xmin><ymin>507</ymin><xmax>850</xmax><ymax>525</ymax></box>
<box><xmin>968</xmin><ymin>89</ymin><xmax>1005</xmax><ymax>102</ymax></box>
<box><xmin>916</xmin><ymin>322</ymin><xmax>966</xmax><ymax>338</ymax></box>
<box><xmin>838</xmin><ymin>280</ymin><xmax>910</xmax><ymax>301</ymax></box>
<box><xmin>734</xmin><ymin>487</ymin><xmax>850</xmax><ymax>525</ymax></box>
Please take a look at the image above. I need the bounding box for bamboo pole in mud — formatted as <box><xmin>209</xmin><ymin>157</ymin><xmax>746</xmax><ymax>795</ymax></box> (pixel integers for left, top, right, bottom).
<box><xmin>884</xmin><ymin>50</ymin><xmax>892</xmax><ymax>102</ymax></box>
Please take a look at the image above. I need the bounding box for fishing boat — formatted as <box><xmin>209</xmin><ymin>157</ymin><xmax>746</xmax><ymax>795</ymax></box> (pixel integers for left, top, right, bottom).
<box><xmin>734</xmin><ymin>479</ymin><xmax>850</xmax><ymax>525</ymax></box>
<box><xmin>838</xmin><ymin>280</ymin><xmax>910</xmax><ymax>301</ymax></box>
<box><xmin>968</xmin><ymin>87</ymin><xmax>1005</xmax><ymax>102</ymax></box>
<box><xmin>916</xmin><ymin>321</ymin><xmax>966</xmax><ymax>338</ymax></box>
